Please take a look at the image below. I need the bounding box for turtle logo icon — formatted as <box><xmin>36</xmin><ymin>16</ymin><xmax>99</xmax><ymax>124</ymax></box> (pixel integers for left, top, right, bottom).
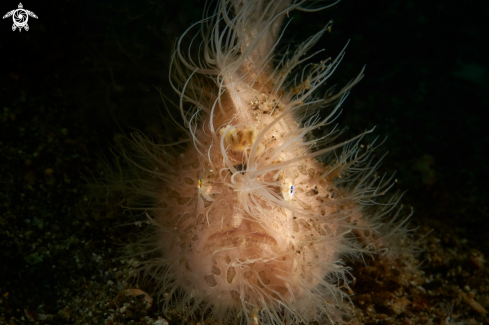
<box><xmin>3</xmin><ymin>3</ymin><xmax>38</xmax><ymax>32</ymax></box>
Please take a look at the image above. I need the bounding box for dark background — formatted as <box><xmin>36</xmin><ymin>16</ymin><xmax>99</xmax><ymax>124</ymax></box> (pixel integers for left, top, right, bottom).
<box><xmin>0</xmin><ymin>0</ymin><xmax>487</xmax><ymax>321</ymax></box>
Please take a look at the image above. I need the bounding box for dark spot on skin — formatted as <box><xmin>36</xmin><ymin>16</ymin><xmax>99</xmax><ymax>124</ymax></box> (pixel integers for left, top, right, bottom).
<box><xmin>229</xmin><ymin>163</ymin><xmax>247</xmax><ymax>175</ymax></box>
<box><xmin>313</xmin><ymin>186</ymin><xmax>318</xmax><ymax>195</ymax></box>
<box><xmin>263</xmin><ymin>111</ymin><xmax>268</xmax><ymax>114</ymax></box>
<box><xmin>254</xmin><ymin>106</ymin><xmax>259</xmax><ymax>110</ymax></box>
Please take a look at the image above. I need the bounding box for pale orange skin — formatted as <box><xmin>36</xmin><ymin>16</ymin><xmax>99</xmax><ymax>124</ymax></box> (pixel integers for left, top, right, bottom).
<box><xmin>158</xmin><ymin>84</ymin><xmax>356</xmax><ymax>313</ymax></box>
